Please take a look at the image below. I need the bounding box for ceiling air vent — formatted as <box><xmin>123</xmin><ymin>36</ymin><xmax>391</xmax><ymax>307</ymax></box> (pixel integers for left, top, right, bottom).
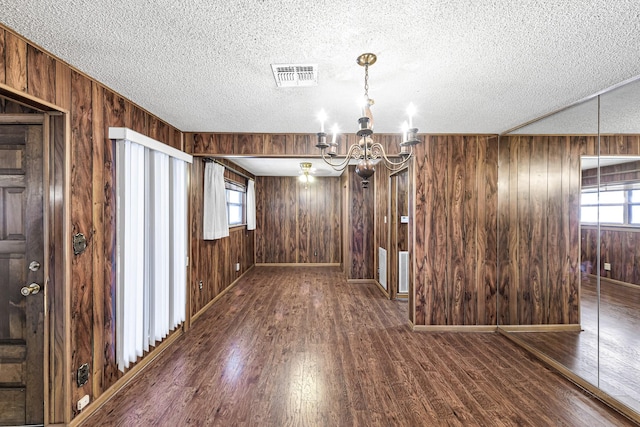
<box><xmin>271</xmin><ymin>64</ymin><xmax>318</xmax><ymax>87</ymax></box>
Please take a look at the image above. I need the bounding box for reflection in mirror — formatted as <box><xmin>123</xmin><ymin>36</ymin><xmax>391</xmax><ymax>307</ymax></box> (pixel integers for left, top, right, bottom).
<box><xmin>594</xmin><ymin>78</ymin><xmax>640</xmax><ymax>414</ymax></box>
<box><xmin>498</xmin><ymin>97</ymin><xmax>600</xmax><ymax>389</ymax></box>
<box><xmin>499</xmin><ymin>77</ymin><xmax>640</xmax><ymax>420</ymax></box>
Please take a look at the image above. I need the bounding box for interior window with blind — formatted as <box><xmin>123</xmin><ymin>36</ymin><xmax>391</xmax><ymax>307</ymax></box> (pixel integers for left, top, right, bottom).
<box><xmin>581</xmin><ymin>188</ymin><xmax>640</xmax><ymax>225</ymax></box>
<box><xmin>226</xmin><ymin>180</ymin><xmax>246</xmax><ymax>226</ymax></box>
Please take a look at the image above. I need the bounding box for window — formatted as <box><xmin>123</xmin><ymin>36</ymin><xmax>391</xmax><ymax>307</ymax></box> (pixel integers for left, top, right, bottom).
<box><xmin>581</xmin><ymin>188</ymin><xmax>640</xmax><ymax>226</ymax></box>
<box><xmin>225</xmin><ymin>180</ymin><xmax>246</xmax><ymax>226</ymax></box>
<box><xmin>111</xmin><ymin>127</ymin><xmax>191</xmax><ymax>372</ymax></box>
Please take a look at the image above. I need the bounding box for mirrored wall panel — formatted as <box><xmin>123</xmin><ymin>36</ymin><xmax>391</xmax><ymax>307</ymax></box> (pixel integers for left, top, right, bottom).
<box><xmin>595</xmin><ymin>79</ymin><xmax>640</xmax><ymax>412</ymax></box>
<box><xmin>498</xmin><ymin>77</ymin><xmax>640</xmax><ymax>419</ymax></box>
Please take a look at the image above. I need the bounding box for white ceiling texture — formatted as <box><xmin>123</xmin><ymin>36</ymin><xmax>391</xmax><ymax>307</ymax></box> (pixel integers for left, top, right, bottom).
<box><xmin>2</xmin><ymin>1</ymin><xmax>640</xmax><ymax>176</ymax></box>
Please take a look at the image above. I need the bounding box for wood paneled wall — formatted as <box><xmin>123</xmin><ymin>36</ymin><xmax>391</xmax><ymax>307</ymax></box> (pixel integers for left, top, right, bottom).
<box><xmin>347</xmin><ymin>166</ymin><xmax>375</xmax><ymax>279</ymax></box>
<box><xmin>581</xmin><ymin>227</ymin><xmax>640</xmax><ymax>285</ymax></box>
<box><xmin>185</xmin><ymin>133</ymin><xmax>376</xmax><ymax>279</ymax></box>
<box><xmin>0</xmin><ymin>25</ymin><xmax>184</xmax><ymax>423</ymax></box>
<box><xmin>498</xmin><ymin>135</ymin><xmax>580</xmax><ymax>326</ymax></box>
<box><xmin>189</xmin><ymin>158</ymin><xmax>255</xmax><ymax>316</ymax></box>
<box><xmin>254</xmin><ymin>176</ymin><xmax>341</xmax><ymax>264</ymax></box>
<box><xmin>582</xmin><ymin>159</ymin><xmax>640</xmax><ymax>187</ymax></box>
<box><xmin>580</xmin><ymin>142</ymin><xmax>640</xmax><ymax>286</ymax></box>
<box><xmin>413</xmin><ymin>135</ymin><xmax>498</xmax><ymax>326</ymax></box>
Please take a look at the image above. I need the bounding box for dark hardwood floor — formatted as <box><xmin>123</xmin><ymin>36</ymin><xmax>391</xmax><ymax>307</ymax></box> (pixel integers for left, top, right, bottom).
<box><xmin>83</xmin><ymin>267</ymin><xmax>635</xmax><ymax>426</ymax></box>
<box><xmin>504</xmin><ymin>276</ymin><xmax>640</xmax><ymax>415</ymax></box>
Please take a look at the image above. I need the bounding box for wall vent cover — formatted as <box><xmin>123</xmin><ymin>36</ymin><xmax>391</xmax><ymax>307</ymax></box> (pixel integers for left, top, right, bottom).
<box><xmin>271</xmin><ymin>64</ymin><xmax>318</xmax><ymax>87</ymax></box>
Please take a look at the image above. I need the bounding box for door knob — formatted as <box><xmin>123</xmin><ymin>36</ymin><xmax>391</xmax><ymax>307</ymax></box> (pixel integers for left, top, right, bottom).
<box><xmin>21</xmin><ymin>283</ymin><xmax>41</xmax><ymax>296</ymax></box>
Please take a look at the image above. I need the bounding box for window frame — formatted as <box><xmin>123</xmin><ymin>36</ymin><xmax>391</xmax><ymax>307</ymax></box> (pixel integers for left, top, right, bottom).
<box><xmin>225</xmin><ymin>179</ymin><xmax>246</xmax><ymax>227</ymax></box>
<box><xmin>580</xmin><ymin>188</ymin><xmax>640</xmax><ymax>227</ymax></box>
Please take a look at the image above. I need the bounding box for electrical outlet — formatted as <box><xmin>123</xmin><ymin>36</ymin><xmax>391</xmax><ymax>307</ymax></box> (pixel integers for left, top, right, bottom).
<box><xmin>604</xmin><ymin>263</ymin><xmax>611</xmax><ymax>271</ymax></box>
<box><xmin>77</xmin><ymin>394</ymin><xmax>90</xmax><ymax>411</ymax></box>
<box><xmin>199</xmin><ymin>280</ymin><xmax>203</xmax><ymax>290</ymax></box>
<box><xmin>235</xmin><ymin>263</ymin><xmax>240</xmax><ymax>272</ymax></box>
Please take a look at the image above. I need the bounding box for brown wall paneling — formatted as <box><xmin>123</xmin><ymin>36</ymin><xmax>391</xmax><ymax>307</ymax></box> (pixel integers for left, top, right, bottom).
<box><xmin>582</xmin><ymin>228</ymin><xmax>640</xmax><ymax>285</ymax></box>
<box><xmin>348</xmin><ymin>166</ymin><xmax>375</xmax><ymax>279</ymax></box>
<box><xmin>412</xmin><ymin>135</ymin><xmax>498</xmax><ymax>326</ymax></box>
<box><xmin>26</xmin><ymin>45</ymin><xmax>55</xmax><ymax>104</ymax></box>
<box><xmin>1</xmin><ymin>24</ymin><xmax>187</xmax><ymax>422</ymax></box>
<box><xmin>70</xmin><ymin>70</ymin><xmax>94</xmax><ymax>417</ymax></box>
<box><xmin>579</xmin><ymin>141</ymin><xmax>640</xmax><ymax>292</ymax></box>
<box><xmin>48</xmin><ymin>114</ymin><xmax>66</xmax><ymax>423</ymax></box>
<box><xmin>448</xmin><ymin>135</ymin><xmax>465</xmax><ymax>325</ymax></box>
<box><xmin>236</xmin><ymin>133</ymin><xmax>266</xmax><ymax>155</ymax></box>
<box><xmin>578</xmin><ymin>135</ymin><xmax>597</xmax><ymax>156</ymax></box>
<box><xmin>567</xmin><ymin>136</ymin><xmax>581</xmax><ymax>324</ymax></box>
<box><xmin>189</xmin><ymin>158</ymin><xmax>255</xmax><ymax>317</ymax></box>
<box><xmin>480</xmin><ymin>136</ymin><xmax>498</xmax><ymax>325</ymax></box>
<box><xmin>100</xmin><ymin>90</ymin><xmax>125</xmax><ymax>391</ymax></box>
<box><xmin>91</xmin><ymin>84</ymin><xmax>105</xmax><ymax>399</ymax></box>
<box><xmin>255</xmin><ymin>176</ymin><xmax>340</xmax><ymax>265</ymax></box>
<box><xmin>265</xmin><ymin>134</ymin><xmax>288</xmax><ymax>155</ymax></box>
<box><xmin>531</xmin><ymin>136</ymin><xmax>549</xmax><ymax>324</ymax></box>
<box><xmin>431</xmin><ymin>136</ymin><xmax>449</xmax><ymax>324</ymax></box>
<box><xmin>287</xmin><ymin>134</ymin><xmax>311</xmax><ymax>156</ymax></box>
<box><xmin>0</xmin><ymin>28</ymin><xmax>6</xmax><ymax>84</ymax></box>
<box><xmin>599</xmin><ymin>134</ymin><xmax>640</xmax><ymax>156</ymax></box>
<box><xmin>582</xmin><ymin>159</ymin><xmax>640</xmax><ymax>187</ymax></box>
<box><xmin>5</xmin><ymin>32</ymin><xmax>27</xmax><ymax>93</ymax></box>
<box><xmin>497</xmin><ymin>135</ymin><xmax>580</xmax><ymax>326</ymax></box>
<box><xmin>341</xmin><ymin>172</ymin><xmax>348</xmax><ymax>273</ymax></box>
<box><xmin>462</xmin><ymin>135</ymin><xmax>478</xmax><ymax>325</ymax></box>
<box><xmin>413</xmin><ymin>139</ymin><xmax>427</xmax><ymax>325</ymax></box>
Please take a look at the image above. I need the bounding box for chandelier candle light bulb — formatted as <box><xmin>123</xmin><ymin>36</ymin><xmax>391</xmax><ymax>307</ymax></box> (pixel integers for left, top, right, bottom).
<box><xmin>315</xmin><ymin>53</ymin><xmax>422</xmax><ymax>187</ymax></box>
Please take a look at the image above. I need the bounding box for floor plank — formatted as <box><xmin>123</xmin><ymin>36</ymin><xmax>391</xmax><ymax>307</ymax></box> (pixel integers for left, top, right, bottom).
<box><xmin>82</xmin><ymin>266</ymin><xmax>635</xmax><ymax>426</ymax></box>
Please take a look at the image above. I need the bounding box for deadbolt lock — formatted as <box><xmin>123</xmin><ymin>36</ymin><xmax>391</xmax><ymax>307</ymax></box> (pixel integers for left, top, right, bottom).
<box><xmin>21</xmin><ymin>283</ymin><xmax>41</xmax><ymax>296</ymax></box>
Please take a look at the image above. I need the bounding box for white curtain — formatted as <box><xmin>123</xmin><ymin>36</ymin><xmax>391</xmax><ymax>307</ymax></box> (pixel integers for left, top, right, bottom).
<box><xmin>246</xmin><ymin>179</ymin><xmax>256</xmax><ymax>230</ymax></box>
<box><xmin>203</xmin><ymin>162</ymin><xmax>229</xmax><ymax>239</ymax></box>
<box><xmin>115</xmin><ymin>137</ymin><xmax>189</xmax><ymax>372</ymax></box>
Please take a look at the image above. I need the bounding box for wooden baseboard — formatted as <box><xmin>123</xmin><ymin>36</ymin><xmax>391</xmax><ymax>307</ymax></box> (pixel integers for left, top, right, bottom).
<box><xmin>373</xmin><ymin>280</ymin><xmax>390</xmax><ymax>298</ymax></box>
<box><xmin>254</xmin><ymin>263</ymin><xmax>341</xmax><ymax>267</ymax></box>
<box><xmin>69</xmin><ymin>327</ymin><xmax>184</xmax><ymax>427</ymax></box>
<box><xmin>498</xmin><ymin>324</ymin><xmax>582</xmax><ymax>333</ymax></box>
<box><xmin>191</xmin><ymin>265</ymin><xmax>255</xmax><ymax>324</ymax></box>
<box><xmin>587</xmin><ymin>274</ymin><xmax>640</xmax><ymax>290</ymax></box>
<box><xmin>347</xmin><ymin>279</ymin><xmax>376</xmax><ymax>284</ymax></box>
<box><xmin>412</xmin><ymin>325</ymin><xmax>498</xmax><ymax>332</ymax></box>
<box><xmin>498</xmin><ymin>329</ymin><xmax>640</xmax><ymax>425</ymax></box>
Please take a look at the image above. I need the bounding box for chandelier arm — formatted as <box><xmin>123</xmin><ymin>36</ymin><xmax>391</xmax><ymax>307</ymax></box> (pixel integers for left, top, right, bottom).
<box><xmin>319</xmin><ymin>143</ymin><xmax>362</xmax><ymax>171</ymax></box>
<box><xmin>370</xmin><ymin>143</ymin><xmax>413</xmax><ymax>169</ymax></box>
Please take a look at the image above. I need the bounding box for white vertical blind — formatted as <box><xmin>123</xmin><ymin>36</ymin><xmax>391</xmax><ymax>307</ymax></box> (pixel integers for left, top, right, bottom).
<box><xmin>170</xmin><ymin>158</ymin><xmax>187</xmax><ymax>329</ymax></box>
<box><xmin>203</xmin><ymin>162</ymin><xmax>229</xmax><ymax>239</ymax></box>
<box><xmin>246</xmin><ymin>179</ymin><xmax>256</xmax><ymax>230</ymax></box>
<box><xmin>113</xmin><ymin>128</ymin><xmax>191</xmax><ymax>373</ymax></box>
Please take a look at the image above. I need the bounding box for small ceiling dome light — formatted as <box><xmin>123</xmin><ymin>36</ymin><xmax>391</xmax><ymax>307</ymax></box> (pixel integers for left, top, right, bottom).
<box><xmin>299</xmin><ymin>162</ymin><xmax>314</xmax><ymax>188</ymax></box>
<box><xmin>315</xmin><ymin>53</ymin><xmax>421</xmax><ymax>187</ymax></box>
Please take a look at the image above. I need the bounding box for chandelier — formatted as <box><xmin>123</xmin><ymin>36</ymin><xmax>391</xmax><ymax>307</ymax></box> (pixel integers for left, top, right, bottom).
<box><xmin>315</xmin><ymin>53</ymin><xmax>421</xmax><ymax>188</ymax></box>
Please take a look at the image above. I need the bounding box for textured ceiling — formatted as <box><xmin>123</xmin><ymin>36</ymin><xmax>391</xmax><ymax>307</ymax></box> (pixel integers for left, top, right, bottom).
<box><xmin>2</xmin><ymin>0</ymin><xmax>640</xmax><ymax>137</ymax></box>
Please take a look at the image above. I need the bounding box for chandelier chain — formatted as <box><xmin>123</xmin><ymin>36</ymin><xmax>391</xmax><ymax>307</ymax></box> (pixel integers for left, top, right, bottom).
<box><xmin>364</xmin><ymin>64</ymin><xmax>369</xmax><ymax>99</ymax></box>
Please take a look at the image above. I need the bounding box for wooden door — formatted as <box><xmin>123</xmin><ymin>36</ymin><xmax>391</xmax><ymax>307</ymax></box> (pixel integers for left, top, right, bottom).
<box><xmin>0</xmin><ymin>117</ymin><xmax>45</xmax><ymax>426</ymax></box>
